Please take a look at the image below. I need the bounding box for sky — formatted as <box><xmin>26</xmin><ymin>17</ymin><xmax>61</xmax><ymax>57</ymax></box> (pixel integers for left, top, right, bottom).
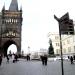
<box><xmin>0</xmin><ymin>0</ymin><xmax>75</xmax><ymax>54</ymax></box>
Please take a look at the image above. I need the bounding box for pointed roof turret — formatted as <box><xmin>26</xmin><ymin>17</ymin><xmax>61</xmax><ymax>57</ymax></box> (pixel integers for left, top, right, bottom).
<box><xmin>9</xmin><ymin>0</ymin><xmax>18</xmax><ymax>11</ymax></box>
<box><xmin>2</xmin><ymin>3</ymin><xmax>5</xmax><ymax>11</ymax></box>
<box><xmin>20</xmin><ymin>6</ymin><xmax>22</xmax><ymax>12</ymax></box>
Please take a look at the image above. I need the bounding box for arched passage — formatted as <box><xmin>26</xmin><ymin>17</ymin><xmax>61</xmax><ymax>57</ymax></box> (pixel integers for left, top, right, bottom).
<box><xmin>2</xmin><ymin>40</ymin><xmax>18</xmax><ymax>56</ymax></box>
<box><xmin>7</xmin><ymin>44</ymin><xmax>17</xmax><ymax>54</ymax></box>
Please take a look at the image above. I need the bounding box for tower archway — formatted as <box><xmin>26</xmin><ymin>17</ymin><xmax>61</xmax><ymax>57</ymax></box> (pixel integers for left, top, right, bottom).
<box><xmin>7</xmin><ymin>44</ymin><xmax>17</xmax><ymax>55</ymax></box>
<box><xmin>2</xmin><ymin>40</ymin><xmax>18</xmax><ymax>56</ymax></box>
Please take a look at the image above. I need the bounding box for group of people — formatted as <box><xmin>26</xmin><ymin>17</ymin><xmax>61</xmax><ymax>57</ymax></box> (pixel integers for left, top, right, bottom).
<box><xmin>26</xmin><ymin>54</ymin><xmax>48</xmax><ymax>66</ymax></box>
<box><xmin>68</xmin><ymin>55</ymin><xmax>75</xmax><ymax>64</ymax></box>
<box><xmin>26</xmin><ymin>53</ymin><xmax>48</xmax><ymax>66</ymax></box>
<box><xmin>0</xmin><ymin>53</ymin><xmax>20</xmax><ymax>66</ymax></box>
<box><xmin>6</xmin><ymin>54</ymin><xmax>19</xmax><ymax>63</ymax></box>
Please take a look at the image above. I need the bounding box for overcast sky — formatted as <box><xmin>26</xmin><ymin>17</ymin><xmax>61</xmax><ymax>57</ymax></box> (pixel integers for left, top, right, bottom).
<box><xmin>0</xmin><ymin>0</ymin><xmax>75</xmax><ymax>54</ymax></box>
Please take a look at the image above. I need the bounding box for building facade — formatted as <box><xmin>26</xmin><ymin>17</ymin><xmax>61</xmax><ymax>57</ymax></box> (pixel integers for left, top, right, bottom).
<box><xmin>48</xmin><ymin>32</ymin><xmax>75</xmax><ymax>56</ymax></box>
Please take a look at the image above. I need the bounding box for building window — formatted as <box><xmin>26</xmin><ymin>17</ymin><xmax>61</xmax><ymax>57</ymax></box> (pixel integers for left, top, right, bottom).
<box><xmin>56</xmin><ymin>43</ymin><xmax>60</xmax><ymax>46</ymax></box>
<box><xmin>63</xmin><ymin>42</ymin><xmax>65</xmax><ymax>45</ymax></box>
<box><xmin>6</xmin><ymin>19</ymin><xmax>8</xmax><ymax>23</ymax></box>
<box><xmin>67</xmin><ymin>40</ymin><xmax>70</xmax><ymax>44</ymax></box>
<box><xmin>74</xmin><ymin>46</ymin><xmax>75</xmax><ymax>52</ymax></box>
<box><xmin>12</xmin><ymin>19</ymin><xmax>13</xmax><ymax>22</ymax></box>
<box><xmin>58</xmin><ymin>43</ymin><xmax>60</xmax><ymax>46</ymax></box>
<box><xmin>5</xmin><ymin>19</ymin><xmax>10</xmax><ymax>23</ymax></box>
<box><xmin>9</xmin><ymin>19</ymin><xmax>11</xmax><ymax>22</ymax></box>
<box><xmin>55</xmin><ymin>36</ymin><xmax>59</xmax><ymax>40</ymax></box>
<box><xmin>15</xmin><ymin>19</ymin><xmax>17</xmax><ymax>23</ymax></box>
<box><xmin>63</xmin><ymin>49</ymin><xmax>66</xmax><ymax>53</ymax></box>
<box><xmin>14</xmin><ymin>19</ymin><xmax>15</xmax><ymax>23</ymax></box>
<box><xmin>68</xmin><ymin>47</ymin><xmax>71</xmax><ymax>52</ymax></box>
<box><xmin>56</xmin><ymin>49</ymin><xmax>59</xmax><ymax>54</ymax></box>
<box><xmin>56</xmin><ymin>43</ymin><xmax>57</xmax><ymax>46</ymax></box>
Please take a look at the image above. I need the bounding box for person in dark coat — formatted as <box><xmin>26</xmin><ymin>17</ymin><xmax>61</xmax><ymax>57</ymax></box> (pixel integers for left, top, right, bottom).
<box><xmin>0</xmin><ymin>54</ymin><xmax>2</xmax><ymax>66</ymax></box>
<box><xmin>41</xmin><ymin>54</ymin><xmax>48</xmax><ymax>66</ymax></box>
<box><xmin>27</xmin><ymin>54</ymin><xmax>30</xmax><ymax>61</ymax></box>
<box><xmin>70</xmin><ymin>56</ymin><xmax>73</xmax><ymax>64</ymax></box>
<box><xmin>15</xmin><ymin>54</ymin><xmax>18</xmax><ymax>61</ymax></box>
<box><xmin>41</xmin><ymin>55</ymin><xmax>44</xmax><ymax>65</ymax></box>
<box><xmin>73</xmin><ymin>55</ymin><xmax>75</xmax><ymax>60</ymax></box>
<box><xmin>44</xmin><ymin>54</ymin><xmax>48</xmax><ymax>65</ymax></box>
<box><xmin>68</xmin><ymin>56</ymin><xmax>70</xmax><ymax>59</ymax></box>
<box><xmin>6</xmin><ymin>55</ymin><xmax>9</xmax><ymax>63</ymax></box>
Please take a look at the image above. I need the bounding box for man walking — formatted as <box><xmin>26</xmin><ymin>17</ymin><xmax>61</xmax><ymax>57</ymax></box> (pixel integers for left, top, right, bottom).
<box><xmin>41</xmin><ymin>54</ymin><xmax>48</xmax><ymax>66</ymax></box>
<box><xmin>70</xmin><ymin>56</ymin><xmax>73</xmax><ymax>64</ymax></box>
<box><xmin>0</xmin><ymin>54</ymin><xmax>2</xmax><ymax>66</ymax></box>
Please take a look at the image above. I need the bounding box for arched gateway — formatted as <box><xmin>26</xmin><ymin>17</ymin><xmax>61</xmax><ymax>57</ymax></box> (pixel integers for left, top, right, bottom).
<box><xmin>0</xmin><ymin>0</ymin><xmax>22</xmax><ymax>56</ymax></box>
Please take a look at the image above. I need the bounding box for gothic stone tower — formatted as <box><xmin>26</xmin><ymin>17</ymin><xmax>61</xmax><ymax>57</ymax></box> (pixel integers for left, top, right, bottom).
<box><xmin>0</xmin><ymin>0</ymin><xmax>22</xmax><ymax>56</ymax></box>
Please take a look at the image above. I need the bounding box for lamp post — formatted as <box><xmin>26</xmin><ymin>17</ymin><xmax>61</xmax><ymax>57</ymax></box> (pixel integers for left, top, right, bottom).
<box><xmin>54</xmin><ymin>12</ymin><xmax>74</xmax><ymax>75</ymax></box>
<box><xmin>54</xmin><ymin>15</ymin><xmax>64</xmax><ymax>75</ymax></box>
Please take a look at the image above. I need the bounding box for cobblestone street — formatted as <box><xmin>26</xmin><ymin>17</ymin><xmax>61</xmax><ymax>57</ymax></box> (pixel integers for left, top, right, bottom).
<box><xmin>0</xmin><ymin>58</ymin><xmax>75</xmax><ymax>75</ymax></box>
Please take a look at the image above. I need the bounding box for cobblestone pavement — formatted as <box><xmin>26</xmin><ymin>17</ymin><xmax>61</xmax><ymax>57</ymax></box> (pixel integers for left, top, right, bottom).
<box><xmin>0</xmin><ymin>58</ymin><xmax>75</xmax><ymax>75</ymax></box>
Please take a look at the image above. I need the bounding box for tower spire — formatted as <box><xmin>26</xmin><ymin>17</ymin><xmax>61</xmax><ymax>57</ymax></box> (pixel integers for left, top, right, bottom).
<box><xmin>2</xmin><ymin>3</ymin><xmax>5</xmax><ymax>11</ymax></box>
<box><xmin>9</xmin><ymin>0</ymin><xmax>18</xmax><ymax>11</ymax></box>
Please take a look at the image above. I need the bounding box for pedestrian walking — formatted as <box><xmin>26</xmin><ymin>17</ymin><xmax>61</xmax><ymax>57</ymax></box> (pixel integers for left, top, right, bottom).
<box><xmin>70</xmin><ymin>56</ymin><xmax>74</xmax><ymax>64</ymax></box>
<box><xmin>44</xmin><ymin>54</ymin><xmax>48</xmax><ymax>65</ymax></box>
<box><xmin>73</xmin><ymin>55</ymin><xmax>75</xmax><ymax>60</ymax></box>
<box><xmin>41</xmin><ymin>54</ymin><xmax>48</xmax><ymax>66</ymax></box>
<box><xmin>0</xmin><ymin>54</ymin><xmax>2</xmax><ymax>66</ymax></box>
<box><xmin>27</xmin><ymin>54</ymin><xmax>30</xmax><ymax>61</ymax></box>
<box><xmin>15</xmin><ymin>54</ymin><xmax>18</xmax><ymax>61</ymax></box>
<box><xmin>41</xmin><ymin>55</ymin><xmax>44</xmax><ymax>65</ymax></box>
<box><xmin>68</xmin><ymin>56</ymin><xmax>70</xmax><ymax>59</ymax></box>
<box><xmin>6</xmin><ymin>55</ymin><xmax>9</xmax><ymax>63</ymax></box>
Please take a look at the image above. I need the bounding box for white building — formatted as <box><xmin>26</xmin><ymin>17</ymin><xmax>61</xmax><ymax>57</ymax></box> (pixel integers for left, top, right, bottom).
<box><xmin>48</xmin><ymin>32</ymin><xmax>75</xmax><ymax>56</ymax></box>
<box><xmin>62</xmin><ymin>35</ymin><xmax>75</xmax><ymax>55</ymax></box>
<box><xmin>39</xmin><ymin>48</ymin><xmax>48</xmax><ymax>55</ymax></box>
<box><xmin>48</xmin><ymin>32</ymin><xmax>60</xmax><ymax>55</ymax></box>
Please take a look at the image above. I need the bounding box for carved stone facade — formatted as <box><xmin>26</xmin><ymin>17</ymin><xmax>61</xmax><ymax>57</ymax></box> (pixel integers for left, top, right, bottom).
<box><xmin>0</xmin><ymin>0</ymin><xmax>22</xmax><ymax>56</ymax></box>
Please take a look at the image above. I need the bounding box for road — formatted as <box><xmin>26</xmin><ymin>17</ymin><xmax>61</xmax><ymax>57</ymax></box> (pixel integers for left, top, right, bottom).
<box><xmin>0</xmin><ymin>58</ymin><xmax>75</xmax><ymax>75</ymax></box>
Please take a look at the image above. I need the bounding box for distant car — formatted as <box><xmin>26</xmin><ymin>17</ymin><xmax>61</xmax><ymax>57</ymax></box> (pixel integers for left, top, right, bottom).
<box><xmin>63</xmin><ymin>56</ymin><xmax>68</xmax><ymax>60</ymax></box>
<box><xmin>48</xmin><ymin>58</ymin><xmax>55</xmax><ymax>61</ymax></box>
<box><xmin>30</xmin><ymin>55</ymin><xmax>41</xmax><ymax>61</ymax></box>
<box><xmin>54</xmin><ymin>56</ymin><xmax>68</xmax><ymax>61</ymax></box>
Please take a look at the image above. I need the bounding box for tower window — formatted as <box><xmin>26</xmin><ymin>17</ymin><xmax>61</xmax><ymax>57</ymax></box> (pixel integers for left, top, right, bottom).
<box><xmin>9</xmin><ymin>19</ymin><xmax>11</xmax><ymax>22</ymax></box>
<box><xmin>16</xmin><ymin>19</ymin><xmax>17</xmax><ymax>23</ymax></box>
<box><xmin>12</xmin><ymin>19</ymin><xmax>13</xmax><ymax>22</ymax></box>
<box><xmin>14</xmin><ymin>19</ymin><xmax>16</xmax><ymax>23</ymax></box>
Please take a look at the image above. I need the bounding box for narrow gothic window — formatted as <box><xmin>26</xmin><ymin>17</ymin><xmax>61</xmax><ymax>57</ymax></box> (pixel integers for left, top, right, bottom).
<box><xmin>10</xmin><ymin>19</ymin><xmax>11</xmax><ymax>22</ymax></box>
<box><xmin>8</xmin><ymin>19</ymin><xmax>10</xmax><ymax>23</ymax></box>
<box><xmin>16</xmin><ymin>19</ymin><xmax>17</xmax><ymax>23</ymax></box>
<box><xmin>12</xmin><ymin>19</ymin><xmax>13</xmax><ymax>22</ymax></box>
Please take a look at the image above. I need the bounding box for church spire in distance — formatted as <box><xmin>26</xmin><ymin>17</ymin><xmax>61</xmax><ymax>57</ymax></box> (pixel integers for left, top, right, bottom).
<box><xmin>9</xmin><ymin>0</ymin><xmax>18</xmax><ymax>11</ymax></box>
